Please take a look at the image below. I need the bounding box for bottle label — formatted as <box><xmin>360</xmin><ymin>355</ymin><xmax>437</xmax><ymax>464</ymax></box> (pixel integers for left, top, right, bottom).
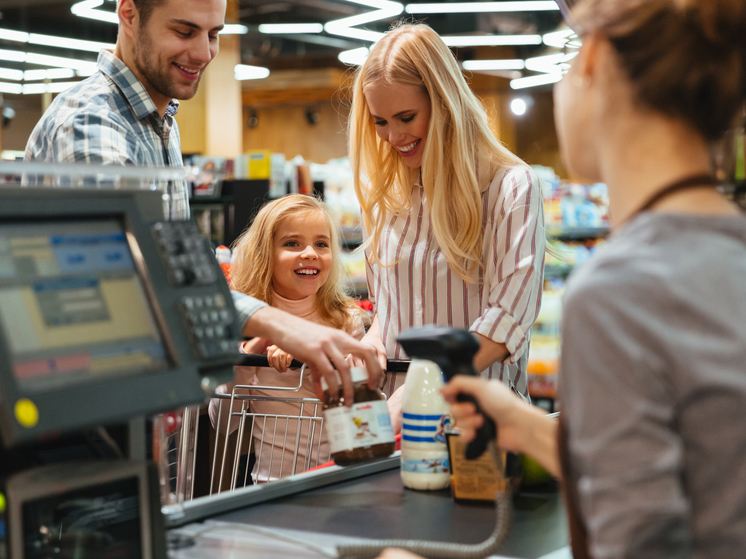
<box><xmin>325</xmin><ymin>400</ymin><xmax>395</xmax><ymax>454</ymax></box>
<box><xmin>401</xmin><ymin>413</ymin><xmax>452</xmax><ymax>444</ymax></box>
<box><xmin>401</xmin><ymin>452</ymin><xmax>450</xmax><ymax>474</ymax></box>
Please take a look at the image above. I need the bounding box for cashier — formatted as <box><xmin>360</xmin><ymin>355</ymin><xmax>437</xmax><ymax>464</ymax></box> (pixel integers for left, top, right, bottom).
<box><xmin>384</xmin><ymin>0</ymin><xmax>746</xmax><ymax>558</ymax></box>
<box><xmin>347</xmin><ymin>23</ymin><xmax>545</xmax><ymax>426</ymax></box>
<box><xmin>23</xmin><ymin>0</ymin><xmax>381</xmax><ymax>399</ymax></box>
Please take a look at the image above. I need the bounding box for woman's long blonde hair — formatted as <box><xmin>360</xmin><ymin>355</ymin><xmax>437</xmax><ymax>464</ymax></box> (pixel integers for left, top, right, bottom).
<box><xmin>349</xmin><ymin>22</ymin><xmax>523</xmax><ymax>281</ymax></box>
<box><xmin>231</xmin><ymin>195</ymin><xmax>360</xmax><ymax>331</ymax></box>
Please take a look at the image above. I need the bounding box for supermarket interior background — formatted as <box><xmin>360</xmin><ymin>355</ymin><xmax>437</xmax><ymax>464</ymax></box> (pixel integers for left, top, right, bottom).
<box><xmin>0</xmin><ymin>0</ymin><xmax>744</xmax><ymax>417</ymax></box>
<box><xmin>0</xmin><ymin>1</ymin><xmax>745</xmax><ymax>557</ymax></box>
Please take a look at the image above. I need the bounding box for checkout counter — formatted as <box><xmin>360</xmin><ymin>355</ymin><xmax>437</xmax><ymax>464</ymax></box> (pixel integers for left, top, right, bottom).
<box><xmin>0</xmin><ymin>163</ymin><xmax>569</xmax><ymax>559</ymax></box>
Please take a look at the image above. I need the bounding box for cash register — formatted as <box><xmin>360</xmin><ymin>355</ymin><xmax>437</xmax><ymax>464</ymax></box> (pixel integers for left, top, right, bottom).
<box><xmin>0</xmin><ymin>182</ymin><xmax>241</xmax><ymax>558</ymax></box>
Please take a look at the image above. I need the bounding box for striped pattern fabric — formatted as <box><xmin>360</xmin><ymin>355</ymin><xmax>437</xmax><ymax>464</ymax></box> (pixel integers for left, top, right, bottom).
<box><xmin>25</xmin><ymin>49</ymin><xmax>188</xmax><ymax>221</ymax></box>
<box><xmin>365</xmin><ymin>166</ymin><xmax>545</xmax><ymax>400</ymax></box>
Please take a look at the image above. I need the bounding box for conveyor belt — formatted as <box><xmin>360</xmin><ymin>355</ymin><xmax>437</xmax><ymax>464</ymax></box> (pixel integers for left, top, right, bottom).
<box><xmin>168</xmin><ymin>460</ymin><xmax>568</xmax><ymax>558</ymax></box>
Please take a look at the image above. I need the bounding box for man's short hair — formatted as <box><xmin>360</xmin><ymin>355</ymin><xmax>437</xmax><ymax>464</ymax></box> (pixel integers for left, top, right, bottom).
<box><xmin>131</xmin><ymin>0</ymin><xmax>166</xmax><ymax>26</ymax></box>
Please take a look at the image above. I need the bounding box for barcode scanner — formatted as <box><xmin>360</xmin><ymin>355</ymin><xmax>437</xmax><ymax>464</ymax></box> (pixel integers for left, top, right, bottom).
<box><xmin>397</xmin><ymin>326</ymin><xmax>497</xmax><ymax>460</ymax></box>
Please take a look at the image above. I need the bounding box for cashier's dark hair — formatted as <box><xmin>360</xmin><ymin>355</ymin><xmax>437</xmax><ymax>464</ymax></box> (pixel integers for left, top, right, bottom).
<box><xmin>572</xmin><ymin>0</ymin><xmax>746</xmax><ymax>141</ymax></box>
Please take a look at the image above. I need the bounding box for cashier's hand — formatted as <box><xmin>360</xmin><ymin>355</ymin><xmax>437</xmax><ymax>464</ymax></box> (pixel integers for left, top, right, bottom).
<box><xmin>376</xmin><ymin>550</ymin><xmax>425</xmax><ymax>559</ymax></box>
<box><xmin>441</xmin><ymin>376</ymin><xmax>527</xmax><ymax>455</ymax></box>
<box><xmin>266</xmin><ymin>345</ymin><xmax>293</xmax><ymax>373</ymax></box>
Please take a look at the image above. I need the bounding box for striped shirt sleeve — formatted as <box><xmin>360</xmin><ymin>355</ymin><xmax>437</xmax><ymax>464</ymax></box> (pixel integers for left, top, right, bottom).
<box><xmin>471</xmin><ymin>167</ymin><xmax>545</xmax><ymax>364</ymax></box>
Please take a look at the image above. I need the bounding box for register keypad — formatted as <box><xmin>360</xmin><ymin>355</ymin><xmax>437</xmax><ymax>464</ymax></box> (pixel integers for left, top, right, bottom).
<box><xmin>152</xmin><ymin>221</ymin><xmax>219</xmax><ymax>287</ymax></box>
<box><xmin>178</xmin><ymin>293</ymin><xmax>239</xmax><ymax>358</ymax></box>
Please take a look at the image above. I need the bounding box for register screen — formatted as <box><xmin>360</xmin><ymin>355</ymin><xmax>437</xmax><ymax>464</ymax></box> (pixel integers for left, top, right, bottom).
<box><xmin>0</xmin><ymin>219</ymin><xmax>168</xmax><ymax>392</ymax></box>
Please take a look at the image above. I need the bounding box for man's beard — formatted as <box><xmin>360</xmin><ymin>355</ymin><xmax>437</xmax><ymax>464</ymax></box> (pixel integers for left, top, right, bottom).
<box><xmin>133</xmin><ymin>26</ymin><xmax>202</xmax><ymax>102</ymax></box>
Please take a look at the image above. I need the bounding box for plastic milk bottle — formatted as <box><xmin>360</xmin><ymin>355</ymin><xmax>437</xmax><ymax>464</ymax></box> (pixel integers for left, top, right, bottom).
<box><xmin>400</xmin><ymin>359</ymin><xmax>451</xmax><ymax>490</ymax></box>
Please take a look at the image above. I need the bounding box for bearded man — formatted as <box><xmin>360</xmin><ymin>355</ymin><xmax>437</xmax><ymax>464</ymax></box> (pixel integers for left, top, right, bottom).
<box><xmin>22</xmin><ymin>0</ymin><xmax>383</xmax><ymax>400</ymax></box>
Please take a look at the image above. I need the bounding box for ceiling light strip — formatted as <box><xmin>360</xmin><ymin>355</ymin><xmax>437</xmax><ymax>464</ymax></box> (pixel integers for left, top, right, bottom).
<box><xmin>234</xmin><ymin>64</ymin><xmax>270</xmax><ymax>81</ymax></box>
<box><xmin>405</xmin><ymin>1</ymin><xmax>559</xmax><ymax>14</ymax></box>
<box><xmin>259</xmin><ymin>24</ymin><xmax>324</xmax><ymax>34</ymax></box>
<box><xmin>443</xmin><ymin>35</ymin><xmax>542</xmax><ymax>47</ymax></box>
<box><xmin>71</xmin><ymin>0</ymin><xmax>119</xmax><ymax>24</ymax></box>
<box><xmin>325</xmin><ymin>0</ymin><xmax>404</xmax><ymax>42</ymax></box>
<box><xmin>462</xmin><ymin>59</ymin><xmax>525</xmax><ymax>71</ymax></box>
<box><xmin>510</xmin><ymin>73</ymin><xmax>562</xmax><ymax>89</ymax></box>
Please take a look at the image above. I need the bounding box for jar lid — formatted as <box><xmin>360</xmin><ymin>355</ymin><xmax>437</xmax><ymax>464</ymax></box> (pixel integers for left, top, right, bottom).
<box><xmin>320</xmin><ymin>372</ymin><xmax>341</xmax><ymax>392</ymax></box>
<box><xmin>350</xmin><ymin>366</ymin><xmax>368</xmax><ymax>383</ymax></box>
<box><xmin>320</xmin><ymin>367</ymin><xmax>368</xmax><ymax>391</ymax></box>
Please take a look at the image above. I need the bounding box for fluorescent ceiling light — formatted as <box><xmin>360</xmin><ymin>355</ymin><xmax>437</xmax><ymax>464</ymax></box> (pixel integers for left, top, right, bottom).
<box><xmin>406</xmin><ymin>1</ymin><xmax>559</xmax><ymax>13</ymax></box>
<box><xmin>543</xmin><ymin>28</ymin><xmax>581</xmax><ymax>49</ymax></box>
<box><xmin>0</xmin><ymin>27</ymin><xmax>114</xmax><ymax>53</ymax></box>
<box><xmin>0</xmin><ymin>49</ymin><xmax>27</xmax><ymax>63</ymax></box>
<box><xmin>443</xmin><ymin>35</ymin><xmax>542</xmax><ymax>47</ymax></box>
<box><xmin>325</xmin><ymin>0</ymin><xmax>404</xmax><ymax>42</ymax></box>
<box><xmin>0</xmin><ymin>81</ymin><xmax>23</xmax><ymax>94</ymax></box>
<box><xmin>22</xmin><ymin>81</ymin><xmax>78</xmax><ymax>95</ymax></box>
<box><xmin>28</xmin><ymin>33</ymin><xmax>113</xmax><ymax>52</ymax></box>
<box><xmin>259</xmin><ymin>24</ymin><xmax>325</xmax><ymax>34</ymax></box>
<box><xmin>221</xmin><ymin>24</ymin><xmax>248</xmax><ymax>35</ymax></box>
<box><xmin>462</xmin><ymin>59</ymin><xmax>525</xmax><ymax>71</ymax></box>
<box><xmin>0</xmin><ymin>68</ymin><xmax>24</xmax><ymax>81</ymax></box>
<box><xmin>0</xmin><ymin>29</ymin><xmax>29</xmax><ymax>42</ymax></box>
<box><xmin>71</xmin><ymin>0</ymin><xmax>119</xmax><ymax>24</ymax></box>
<box><xmin>524</xmin><ymin>51</ymin><xmax>577</xmax><ymax>73</ymax></box>
<box><xmin>510</xmin><ymin>73</ymin><xmax>562</xmax><ymax>89</ymax></box>
<box><xmin>26</xmin><ymin>53</ymin><xmax>97</xmax><ymax>73</ymax></box>
<box><xmin>234</xmin><ymin>64</ymin><xmax>270</xmax><ymax>81</ymax></box>
<box><xmin>24</xmin><ymin>68</ymin><xmax>77</xmax><ymax>81</ymax></box>
<box><xmin>338</xmin><ymin>47</ymin><xmax>370</xmax><ymax>65</ymax></box>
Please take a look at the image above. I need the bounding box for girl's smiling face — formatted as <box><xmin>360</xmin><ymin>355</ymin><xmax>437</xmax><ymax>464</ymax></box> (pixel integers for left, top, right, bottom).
<box><xmin>272</xmin><ymin>210</ymin><xmax>333</xmax><ymax>300</ymax></box>
<box><xmin>365</xmin><ymin>81</ymin><xmax>431</xmax><ymax>169</ymax></box>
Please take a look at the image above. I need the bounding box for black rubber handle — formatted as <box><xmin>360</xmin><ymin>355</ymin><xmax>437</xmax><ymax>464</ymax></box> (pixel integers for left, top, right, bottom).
<box><xmin>235</xmin><ymin>354</ymin><xmax>411</xmax><ymax>373</ymax></box>
<box><xmin>440</xmin><ymin>365</ymin><xmax>497</xmax><ymax>460</ymax></box>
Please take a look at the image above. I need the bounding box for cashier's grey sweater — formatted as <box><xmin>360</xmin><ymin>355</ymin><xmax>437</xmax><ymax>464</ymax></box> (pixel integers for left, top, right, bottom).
<box><xmin>560</xmin><ymin>211</ymin><xmax>746</xmax><ymax>559</ymax></box>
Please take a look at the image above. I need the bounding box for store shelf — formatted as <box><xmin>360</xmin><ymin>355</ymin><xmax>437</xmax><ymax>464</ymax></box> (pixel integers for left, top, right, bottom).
<box><xmin>544</xmin><ymin>265</ymin><xmax>574</xmax><ymax>279</ymax></box>
<box><xmin>547</xmin><ymin>226</ymin><xmax>610</xmax><ymax>241</ymax></box>
<box><xmin>345</xmin><ymin>278</ymin><xmax>368</xmax><ymax>297</ymax></box>
<box><xmin>341</xmin><ymin>226</ymin><xmax>363</xmax><ymax>248</ymax></box>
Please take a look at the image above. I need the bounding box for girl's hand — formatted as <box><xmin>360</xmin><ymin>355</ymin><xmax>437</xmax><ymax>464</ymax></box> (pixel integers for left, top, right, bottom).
<box><xmin>266</xmin><ymin>344</ymin><xmax>294</xmax><ymax>373</ymax></box>
<box><xmin>241</xmin><ymin>337</ymin><xmax>270</xmax><ymax>355</ymax></box>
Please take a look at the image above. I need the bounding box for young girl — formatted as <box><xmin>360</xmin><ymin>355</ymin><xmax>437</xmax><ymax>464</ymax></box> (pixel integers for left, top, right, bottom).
<box><xmin>209</xmin><ymin>195</ymin><xmax>364</xmax><ymax>483</ymax></box>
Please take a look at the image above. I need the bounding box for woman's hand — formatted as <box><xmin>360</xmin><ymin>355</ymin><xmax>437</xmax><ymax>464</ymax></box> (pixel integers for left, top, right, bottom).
<box><xmin>266</xmin><ymin>344</ymin><xmax>294</xmax><ymax>373</ymax></box>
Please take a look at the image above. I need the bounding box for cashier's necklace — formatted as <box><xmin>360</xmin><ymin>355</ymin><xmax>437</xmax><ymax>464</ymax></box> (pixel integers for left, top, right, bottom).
<box><xmin>627</xmin><ymin>172</ymin><xmax>720</xmax><ymax>222</ymax></box>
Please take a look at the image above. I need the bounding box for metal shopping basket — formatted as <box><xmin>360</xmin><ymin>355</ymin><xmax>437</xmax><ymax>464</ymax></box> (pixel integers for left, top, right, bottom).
<box><xmin>208</xmin><ymin>356</ymin><xmax>411</xmax><ymax>495</ymax></box>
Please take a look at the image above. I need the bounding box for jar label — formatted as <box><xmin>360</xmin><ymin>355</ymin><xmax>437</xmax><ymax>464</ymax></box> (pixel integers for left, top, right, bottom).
<box><xmin>401</xmin><ymin>453</ymin><xmax>450</xmax><ymax>474</ymax></box>
<box><xmin>324</xmin><ymin>400</ymin><xmax>395</xmax><ymax>453</ymax></box>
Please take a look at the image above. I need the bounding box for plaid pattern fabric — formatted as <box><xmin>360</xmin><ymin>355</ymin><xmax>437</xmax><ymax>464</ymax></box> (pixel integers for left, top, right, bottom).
<box><xmin>25</xmin><ymin>49</ymin><xmax>188</xmax><ymax>220</ymax></box>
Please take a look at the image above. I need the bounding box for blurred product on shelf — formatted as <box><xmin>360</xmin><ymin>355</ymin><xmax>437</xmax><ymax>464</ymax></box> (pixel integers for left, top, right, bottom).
<box><xmin>215</xmin><ymin>245</ymin><xmax>233</xmax><ymax>287</ymax></box>
<box><xmin>322</xmin><ymin>158</ymin><xmax>362</xmax><ymax>230</ymax></box>
<box><xmin>527</xmin><ymin>290</ymin><xmax>562</xmax><ymax>412</ymax></box>
<box><xmin>193</xmin><ymin>205</ymin><xmax>225</xmax><ymax>245</ymax></box>
<box><xmin>186</xmin><ymin>155</ymin><xmax>227</xmax><ymax>197</ymax></box>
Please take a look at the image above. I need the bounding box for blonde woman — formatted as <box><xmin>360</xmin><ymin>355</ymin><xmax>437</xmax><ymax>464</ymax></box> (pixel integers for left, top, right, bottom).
<box><xmin>209</xmin><ymin>195</ymin><xmax>365</xmax><ymax>482</ymax></box>
<box><xmin>349</xmin><ymin>23</ymin><xmax>545</xmax><ymax>426</ymax></box>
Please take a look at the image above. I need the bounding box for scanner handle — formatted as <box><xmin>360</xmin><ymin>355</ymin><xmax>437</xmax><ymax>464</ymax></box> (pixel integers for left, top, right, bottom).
<box><xmin>441</xmin><ymin>361</ymin><xmax>497</xmax><ymax>460</ymax></box>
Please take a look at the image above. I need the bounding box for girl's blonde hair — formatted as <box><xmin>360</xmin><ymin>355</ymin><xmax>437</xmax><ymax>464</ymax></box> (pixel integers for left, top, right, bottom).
<box><xmin>349</xmin><ymin>22</ymin><xmax>523</xmax><ymax>282</ymax></box>
<box><xmin>231</xmin><ymin>195</ymin><xmax>361</xmax><ymax>331</ymax></box>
